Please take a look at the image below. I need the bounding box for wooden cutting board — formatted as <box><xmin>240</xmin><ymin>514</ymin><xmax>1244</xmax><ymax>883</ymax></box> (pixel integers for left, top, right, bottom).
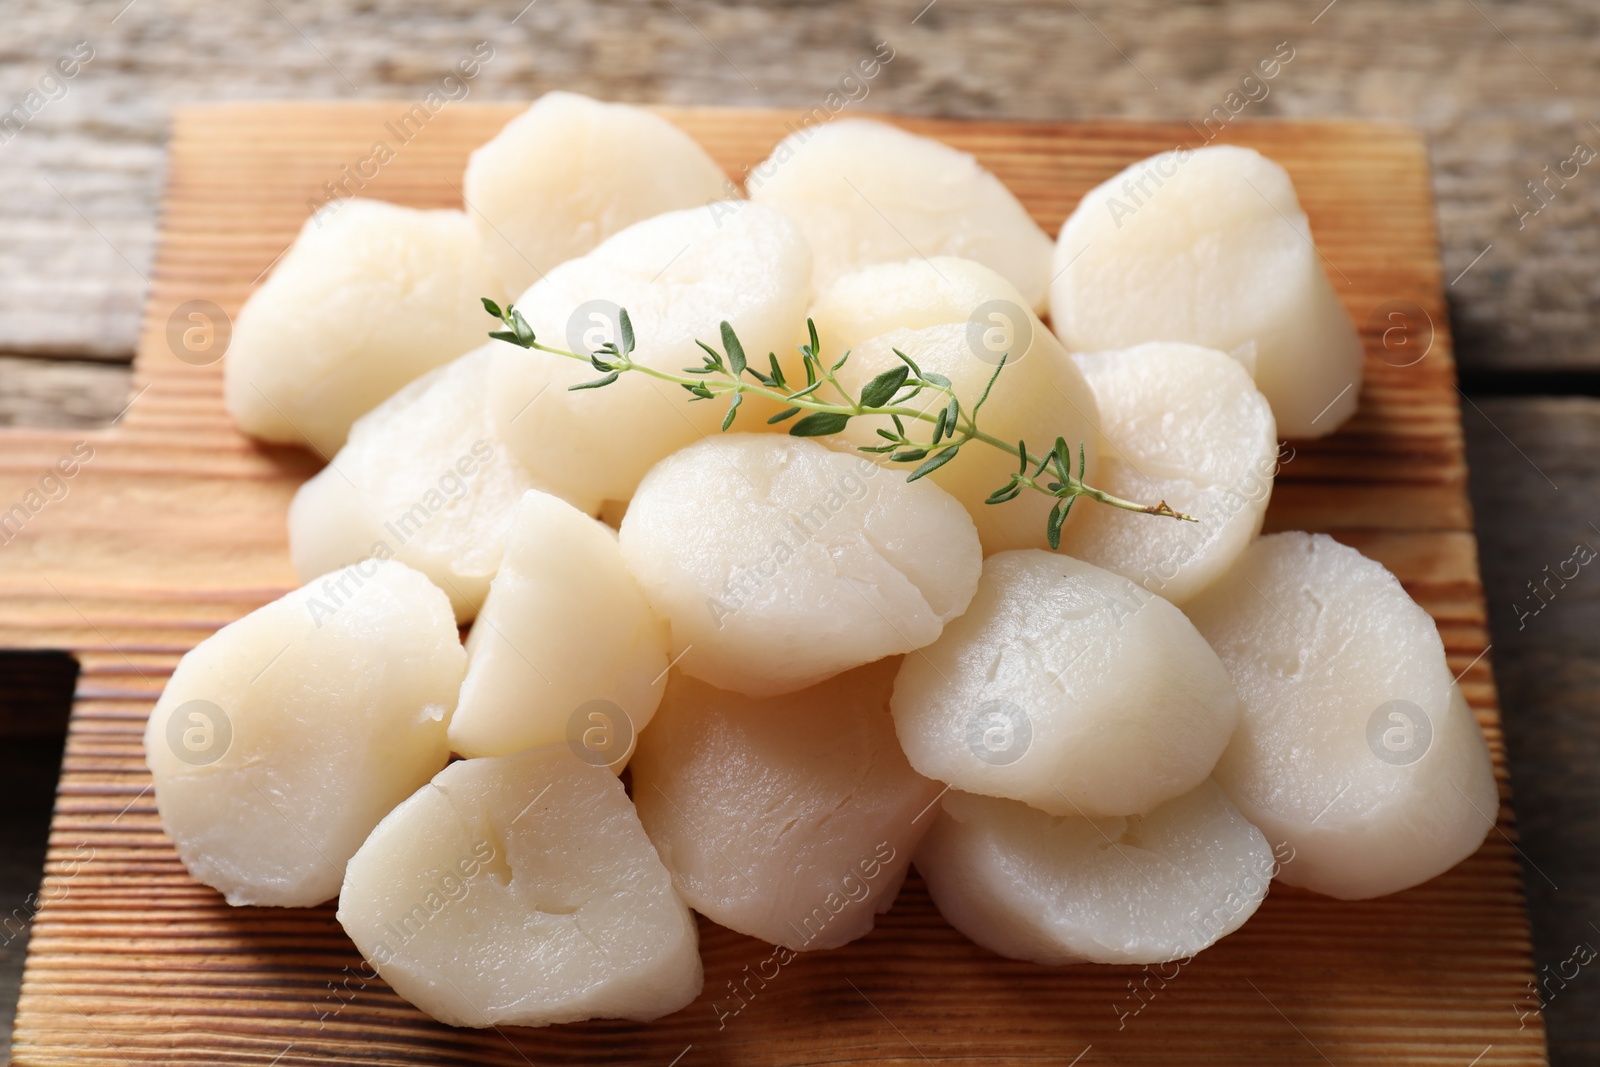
<box><xmin>0</xmin><ymin>104</ymin><xmax>1547</xmax><ymax>1066</ymax></box>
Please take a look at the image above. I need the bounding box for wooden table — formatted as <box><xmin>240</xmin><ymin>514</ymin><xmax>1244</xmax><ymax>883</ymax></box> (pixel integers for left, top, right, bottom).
<box><xmin>1</xmin><ymin>2</ymin><xmax>1596</xmax><ymax>1064</ymax></box>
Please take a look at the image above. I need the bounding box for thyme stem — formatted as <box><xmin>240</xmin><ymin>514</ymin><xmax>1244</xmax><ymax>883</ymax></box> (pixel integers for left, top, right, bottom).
<box><xmin>484</xmin><ymin>299</ymin><xmax>1194</xmax><ymax>547</ymax></box>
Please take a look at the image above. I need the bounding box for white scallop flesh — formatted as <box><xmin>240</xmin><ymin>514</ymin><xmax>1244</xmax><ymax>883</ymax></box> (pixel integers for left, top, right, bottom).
<box><xmin>916</xmin><ymin>781</ymin><xmax>1274</xmax><ymax>965</ymax></box>
<box><xmin>805</xmin><ymin>251</ymin><xmax>1084</xmax><ymax>371</ymax></box>
<box><xmin>618</xmin><ymin>434</ymin><xmax>982</xmax><ymax>698</ymax></box>
<box><xmin>224</xmin><ymin>199</ymin><xmax>502</xmax><ymax>456</ymax></box>
<box><xmin>287</xmin><ymin>348</ymin><xmax>567</xmax><ymax>624</ymax></box>
<box><xmin>487</xmin><ymin>202</ymin><xmax>812</xmax><ymax>505</ymax></box>
<box><xmin>805</xmin><ymin>256</ymin><xmax>1031</xmax><ymax>357</ymax></box>
<box><xmin>749</xmin><ymin>119</ymin><xmax>1053</xmax><ymax>311</ymax></box>
<box><xmin>338</xmin><ymin>746</ymin><xmax>702</xmax><ymax>1028</ymax></box>
<box><xmin>464</xmin><ymin>91</ymin><xmax>733</xmax><ymax>297</ymax></box>
<box><xmin>631</xmin><ymin>658</ymin><xmax>943</xmax><ymax>950</ymax></box>
<box><xmin>451</xmin><ymin>489</ymin><xmax>669</xmax><ymax>760</ymax></box>
<box><xmin>892</xmin><ymin>550</ymin><xmax>1241</xmax><ymax>818</ymax></box>
<box><xmin>144</xmin><ymin>560</ymin><xmax>463</xmax><ymax>907</ymax></box>
<box><xmin>1064</xmin><ymin>342</ymin><xmax>1278</xmax><ymax>605</ymax></box>
<box><xmin>804</xmin><ymin>256</ymin><xmax>1099</xmax><ymax>553</ymax></box>
<box><xmin>823</xmin><ymin>322</ymin><xmax>1099</xmax><ymax>555</ymax></box>
<box><xmin>1184</xmin><ymin>532</ymin><xmax>1498</xmax><ymax>900</ymax></box>
<box><xmin>1049</xmin><ymin>145</ymin><xmax>1364</xmax><ymax>438</ymax></box>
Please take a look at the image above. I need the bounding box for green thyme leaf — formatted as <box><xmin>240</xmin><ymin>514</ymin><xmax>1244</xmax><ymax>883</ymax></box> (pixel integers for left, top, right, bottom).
<box><xmin>907</xmin><ymin>446</ymin><xmax>960</xmax><ymax>482</ymax></box>
<box><xmin>619</xmin><ymin>308</ymin><xmax>636</xmax><ymax>355</ymax></box>
<box><xmin>790</xmin><ymin>411</ymin><xmax>851</xmax><ymax>437</ymax></box>
<box><xmin>570</xmin><ymin>371</ymin><xmax>620</xmax><ymax>391</ymax></box>
<box><xmin>721</xmin><ymin>321</ymin><xmax>746</xmax><ymax>378</ymax></box>
<box><xmin>695</xmin><ymin>339</ymin><xmax>724</xmax><ymax>368</ymax></box>
<box><xmin>891</xmin><ymin>347</ymin><xmax>924</xmax><ymax>378</ymax></box>
<box><xmin>801</xmin><ymin>346</ymin><xmax>819</xmax><ymax>387</ymax></box>
<box><xmin>1052</xmin><ymin>437</ymin><xmax>1071</xmax><ymax>484</ymax></box>
<box><xmin>478</xmin><ymin>293</ymin><xmax>1192</xmax><ymax>549</ymax></box>
<box><xmin>511</xmin><ymin>308</ymin><xmax>535</xmax><ymax>346</ymax></box>
<box><xmin>985</xmin><ymin>481</ymin><xmax>1024</xmax><ymax>505</ymax></box>
<box><xmin>1047</xmin><ymin>498</ymin><xmax>1068</xmax><ymax>550</ymax></box>
<box><xmin>860</xmin><ymin>365</ymin><xmax>910</xmax><ymax>408</ymax></box>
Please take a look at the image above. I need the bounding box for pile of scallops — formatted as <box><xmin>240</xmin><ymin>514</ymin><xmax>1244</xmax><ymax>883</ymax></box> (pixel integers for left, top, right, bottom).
<box><xmin>146</xmin><ymin>92</ymin><xmax>1498</xmax><ymax>1028</ymax></box>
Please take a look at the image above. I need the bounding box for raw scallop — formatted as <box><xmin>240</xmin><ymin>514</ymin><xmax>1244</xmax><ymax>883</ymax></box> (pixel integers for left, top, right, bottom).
<box><xmin>225</xmin><ymin>199</ymin><xmax>502</xmax><ymax>456</ymax></box>
<box><xmin>144</xmin><ymin>560</ymin><xmax>463</xmax><ymax>907</ymax></box>
<box><xmin>464</xmin><ymin>91</ymin><xmax>733</xmax><ymax>296</ymax></box>
<box><xmin>891</xmin><ymin>550</ymin><xmax>1241</xmax><ymax>817</ymax></box>
<box><xmin>631</xmin><ymin>658</ymin><xmax>943</xmax><ymax>950</ymax></box>
<box><xmin>488</xmin><ymin>202</ymin><xmax>811</xmax><ymax>507</ymax></box>
<box><xmin>805</xmin><ymin>258</ymin><xmax>1100</xmax><ymax>553</ymax></box>
<box><xmin>288</xmin><ymin>348</ymin><xmax>560</xmax><ymax>623</ymax></box>
<box><xmin>1184</xmin><ymin>532</ymin><xmax>1498</xmax><ymax>899</ymax></box>
<box><xmin>1049</xmin><ymin>145</ymin><xmax>1364</xmax><ymax>438</ymax></box>
<box><xmin>832</xmin><ymin>322</ymin><xmax>1102</xmax><ymax>555</ymax></box>
<box><xmin>618</xmin><ymin>434</ymin><xmax>982</xmax><ymax>697</ymax></box>
<box><xmin>451</xmin><ymin>489</ymin><xmax>669</xmax><ymax>761</ymax></box>
<box><xmin>338</xmin><ymin>745</ymin><xmax>702</xmax><ymax>1027</ymax></box>
<box><xmin>749</xmin><ymin>119</ymin><xmax>1053</xmax><ymax>310</ymax></box>
<box><xmin>916</xmin><ymin>781</ymin><xmax>1274</xmax><ymax>964</ymax></box>
<box><xmin>1064</xmin><ymin>342</ymin><xmax>1278</xmax><ymax>604</ymax></box>
<box><xmin>806</xmin><ymin>255</ymin><xmax>1046</xmax><ymax>358</ymax></box>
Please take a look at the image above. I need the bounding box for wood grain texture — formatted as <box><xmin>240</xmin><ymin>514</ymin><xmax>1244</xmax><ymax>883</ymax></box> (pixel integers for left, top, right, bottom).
<box><xmin>5</xmin><ymin>0</ymin><xmax>1599</xmax><ymax>392</ymax></box>
<box><xmin>0</xmin><ymin>105</ymin><xmax>1546</xmax><ymax>1066</ymax></box>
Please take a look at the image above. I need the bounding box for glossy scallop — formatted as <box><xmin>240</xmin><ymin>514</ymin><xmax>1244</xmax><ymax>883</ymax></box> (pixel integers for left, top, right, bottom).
<box><xmin>891</xmin><ymin>550</ymin><xmax>1242</xmax><ymax>818</ymax></box>
<box><xmin>1184</xmin><ymin>532</ymin><xmax>1498</xmax><ymax>899</ymax></box>
<box><xmin>916</xmin><ymin>781</ymin><xmax>1274</xmax><ymax>964</ymax></box>
<box><xmin>225</xmin><ymin>199</ymin><xmax>502</xmax><ymax>456</ymax></box>
<box><xmin>464</xmin><ymin>91</ymin><xmax>733</xmax><ymax>296</ymax></box>
<box><xmin>487</xmin><ymin>202</ymin><xmax>811</xmax><ymax>506</ymax></box>
<box><xmin>450</xmin><ymin>489</ymin><xmax>669</xmax><ymax>761</ymax></box>
<box><xmin>618</xmin><ymin>434</ymin><xmax>982</xmax><ymax>697</ymax></box>
<box><xmin>631</xmin><ymin>658</ymin><xmax>943</xmax><ymax>950</ymax></box>
<box><xmin>1049</xmin><ymin>145</ymin><xmax>1364</xmax><ymax>438</ymax></box>
<box><xmin>1063</xmin><ymin>342</ymin><xmax>1278</xmax><ymax>604</ymax></box>
<box><xmin>805</xmin><ymin>256</ymin><xmax>1101</xmax><ymax>553</ymax></box>
<box><xmin>287</xmin><ymin>348</ymin><xmax>559</xmax><ymax>623</ymax></box>
<box><xmin>338</xmin><ymin>746</ymin><xmax>702</xmax><ymax>1028</ymax></box>
<box><xmin>144</xmin><ymin>560</ymin><xmax>463</xmax><ymax>907</ymax></box>
<box><xmin>750</xmin><ymin>119</ymin><xmax>1053</xmax><ymax>310</ymax></box>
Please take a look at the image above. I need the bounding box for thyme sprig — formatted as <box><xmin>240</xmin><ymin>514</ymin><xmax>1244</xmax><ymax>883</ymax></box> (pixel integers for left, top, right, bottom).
<box><xmin>483</xmin><ymin>298</ymin><xmax>1193</xmax><ymax>549</ymax></box>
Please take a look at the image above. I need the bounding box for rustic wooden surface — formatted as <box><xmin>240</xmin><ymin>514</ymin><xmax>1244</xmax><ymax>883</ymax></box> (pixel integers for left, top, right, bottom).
<box><xmin>3</xmin><ymin>4</ymin><xmax>1597</xmax><ymax>1064</ymax></box>
<box><xmin>1463</xmin><ymin>398</ymin><xmax>1600</xmax><ymax>1066</ymax></box>
<box><xmin>3</xmin><ymin>0</ymin><xmax>1599</xmax><ymax>399</ymax></box>
<box><xmin>0</xmin><ymin>104</ymin><xmax>1546</xmax><ymax>1066</ymax></box>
